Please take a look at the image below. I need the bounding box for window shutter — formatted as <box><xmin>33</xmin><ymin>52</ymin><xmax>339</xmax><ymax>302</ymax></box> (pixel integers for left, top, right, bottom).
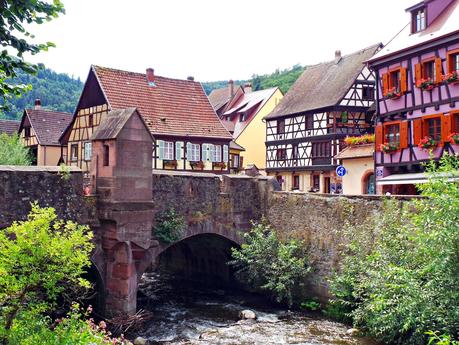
<box><xmin>415</xmin><ymin>63</ymin><xmax>422</xmax><ymax>87</ymax></box>
<box><xmin>239</xmin><ymin>155</ymin><xmax>244</xmax><ymax>168</ymax></box>
<box><xmin>186</xmin><ymin>142</ymin><xmax>192</xmax><ymax>160</ymax></box>
<box><xmin>176</xmin><ymin>141</ymin><xmax>183</xmax><ymax>160</ymax></box>
<box><xmin>158</xmin><ymin>140</ymin><xmax>164</xmax><ymax>160</ymax></box>
<box><xmin>442</xmin><ymin>114</ymin><xmax>451</xmax><ymax>143</ymax></box>
<box><xmin>446</xmin><ymin>53</ymin><xmax>452</xmax><ymax>74</ymax></box>
<box><xmin>223</xmin><ymin>145</ymin><xmax>229</xmax><ymax>162</ymax></box>
<box><xmin>413</xmin><ymin>118</ymin><xmax>423</xmax><ymax>146</ymax></box>
<box><xmin>400</xmin><ymin>68</ymin><xmax>407</xmax><ymax>94</ymax></box>
<box><xmin>382</xmin><ymin>73</ymin><xmax>389</xmax><ymax>96</ymax></box>
<box><xmin>375</xmin><ymin>124</ymin><xmax>383</xmax><ymax>151</ymax></box>
<box><xmin>435</xmin><ymin>58</ymin><xmax>443</xmax><ymax>84</ymax></box>
<box><xmin>400</xmin><ymin>121</ymin><xmax>409</xmax><ymax>149</ymax></box>
<box><xmin>202</xmin><ymin>144</ymin><xmax>209</xmax><ymax>161</ymax></box>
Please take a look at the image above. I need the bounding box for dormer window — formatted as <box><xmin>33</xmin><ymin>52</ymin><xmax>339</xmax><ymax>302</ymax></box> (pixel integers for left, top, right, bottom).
<box><xmin>412</xmin><ymin>7</ymin><xmax>426</xmax><ymax>33</ymax></box>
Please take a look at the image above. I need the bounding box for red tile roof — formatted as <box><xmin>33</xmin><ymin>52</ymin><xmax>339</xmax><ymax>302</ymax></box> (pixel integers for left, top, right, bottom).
<box><xmin>20</xmin><ymin>109</ymin><xmax>72</xmax><ymax>145</ymax></box>
<box><xmin>0</xmin><ymin>119</ymin><xmax>20</xmax><ymax>136</ymax></box>
<box><xmin>92</xmin><ymin>65</ymin><xmax>232</xmax><ymax>140</ymax></box>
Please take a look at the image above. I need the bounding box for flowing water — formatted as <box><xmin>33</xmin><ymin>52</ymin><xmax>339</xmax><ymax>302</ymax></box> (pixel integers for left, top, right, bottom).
<box><xmin>133</xmin><ymin>272</ymin><xmax>379</xmax><ymax>345</ymax></box>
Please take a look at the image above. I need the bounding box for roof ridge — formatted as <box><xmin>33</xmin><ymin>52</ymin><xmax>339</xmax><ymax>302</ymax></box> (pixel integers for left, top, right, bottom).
<box><xmin>25</xmin><ymin>108</ymin><xmax>72</xmax><ymax>115</ymax></box>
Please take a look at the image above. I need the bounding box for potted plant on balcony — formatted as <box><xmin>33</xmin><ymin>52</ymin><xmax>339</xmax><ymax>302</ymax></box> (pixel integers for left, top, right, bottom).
<box><xmin>448</xmin><ymin>132</ymin><xmax>459</xmax><ymax>145</ymax></box>
<box><xmin>380</xmin><ymin>142</ymin><xmax>399</xmax><ymax>154</ymax></box>
<box><xmin>442</xmin><ymin>70</ymin><xmax>459</xmax><ymax>84</ymax></box>
<box><xmin>385</xmin><ymin>87</ymin><xmax>401</xmax><ymax>99</ymax></box>
<box><xmin>213</xmin><ymin>161</ymin><xmax>227</xmax><ymax>170</ymax></box>
<box><xmin>163</xmin><ymin>159</ymin><xmax>178</xmax><ymax>169</ymax></box>
<box><xmin>419</xmin><ymin>78</ymin><xmax>435</xmax><ymax>91</ymax></box>
<box><xmin>418</xmin><ymin>136</ymin><xmax>437</xmax><ymax>150</ymax></box>
<box><xmin>190</xmin><ymin>160</ymin><xmax>205</xmax><ymax>170</ymax></box>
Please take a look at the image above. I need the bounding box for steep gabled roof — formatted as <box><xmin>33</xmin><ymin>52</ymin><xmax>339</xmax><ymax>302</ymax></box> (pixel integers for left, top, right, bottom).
<box><xmin>0</xmin><ymin>119</ymin><xmax>20</xmax><ymax>136</ymax></box>
<box><xmin>368</xmin><ymin>0</ymin><xmax>459</xmax><ymax>64</ymax></box>
<box><xmin>264</xmin><ymin>44</ymin><xmax>381</xmax><ymax>120</ymax></box>
<box><xmin>19</xmin><ymin>109</ymin><xmax>72</xmax><ymax>145</ymax></box>
<box><xmin>91</xmin><ymin>108</ymin><xmax>154</xmax><ymax>141</ymax></box>
<box><xmin>92</xmin><ymin>65</ymin><xmax>232</xmax><ymax>140</ymax></box>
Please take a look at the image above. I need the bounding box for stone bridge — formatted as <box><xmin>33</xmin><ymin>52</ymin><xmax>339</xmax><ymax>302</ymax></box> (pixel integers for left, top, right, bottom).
<box><xmin>0</xmin><ymin>165</ymin><xmax>414</xmax><ymax>317</ymax></box>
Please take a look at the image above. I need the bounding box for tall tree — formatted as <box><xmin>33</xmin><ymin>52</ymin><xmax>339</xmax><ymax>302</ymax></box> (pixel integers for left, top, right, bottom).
<box><xmin>0</xmin><ymin>0</ymin><xmax>65</xmax><ymax>111</ymax></box>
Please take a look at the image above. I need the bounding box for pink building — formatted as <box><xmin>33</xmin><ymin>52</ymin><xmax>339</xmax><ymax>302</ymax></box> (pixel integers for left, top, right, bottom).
<box><xmin>368</xmin><ymin>0</ymin><xmax>459</xmax><ymax>195</ymax></box>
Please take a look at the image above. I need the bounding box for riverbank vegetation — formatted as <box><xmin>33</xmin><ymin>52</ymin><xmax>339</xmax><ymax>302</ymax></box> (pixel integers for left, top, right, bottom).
<box><xmin>0</xmin><ymin>204</ymin><xmax>130</xmax><ymax>344</ymax></box>
<box><xmin>229</xmin><ymin>220</ymin><xmax>310</xmax><ymax>307</ymax></box>
<box><xmin>328</xmin><ymin>155</ymin><xmax>459</xmax><ymax>345</ymax></box>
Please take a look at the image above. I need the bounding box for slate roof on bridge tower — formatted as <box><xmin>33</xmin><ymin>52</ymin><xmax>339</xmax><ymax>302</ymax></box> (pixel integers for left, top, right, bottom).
<box><xmin>91</xmin><ymin>65</ymin><xmax>232</xmax><ymax>140</ymax></box>
<box><xmin>0</xmin><ymin>119</ymin><xmax>20</xmax><ymax>136</ymax></box>
<box><xmin>264</xmin><ymin>44</ymin><xmax>381</xmax><ymax>120</ymax></box>
<box><xmin>19</xmin><ymin>109</ymin><xmax>72</xmax><ymax>145</ymax></box>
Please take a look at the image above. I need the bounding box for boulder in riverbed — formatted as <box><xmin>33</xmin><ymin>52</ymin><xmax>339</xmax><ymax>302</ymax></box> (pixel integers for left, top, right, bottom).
<box><xmin>346</xmin><ymin>328</ymin><xmax>360</xmax><ymax>336</ymax></box>
<box><xmin>239</xmin><ymin>309</ymin><xmax>257</xmax><ymax>320</ymax></box>
<box><xmin>134</xmin><ymin>336</ymin><xmax>148</xmax><ymax>345</ymax></box>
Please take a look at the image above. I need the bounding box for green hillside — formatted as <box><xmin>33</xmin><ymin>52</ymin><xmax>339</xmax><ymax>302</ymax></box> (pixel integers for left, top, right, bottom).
<box><xmin>202</xmin><ymin>64</ymin><xmax>305</xmax><ymax>95</ymax></box>
<box><xmin>0</xmin><ymin>66</ymin><xmax>83</xmax><ymax>120</ymax></box>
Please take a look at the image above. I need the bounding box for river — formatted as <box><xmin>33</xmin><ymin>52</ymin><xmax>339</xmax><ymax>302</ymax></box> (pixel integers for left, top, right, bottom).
<box><xmin>132</xmin><ymin>272</ymin><xmax>379</xmax><ymax>345</ymax></box>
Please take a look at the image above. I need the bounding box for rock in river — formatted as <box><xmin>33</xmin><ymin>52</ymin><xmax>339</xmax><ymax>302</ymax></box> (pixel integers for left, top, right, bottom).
<box><xmin>239</xmin><ymin>309</ymin><xmax>257</xmax><ymax>320</ymax></box>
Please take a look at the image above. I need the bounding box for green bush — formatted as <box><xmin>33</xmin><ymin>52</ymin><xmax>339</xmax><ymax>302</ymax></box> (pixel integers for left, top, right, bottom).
<box><xmin>0</xmin><ymin>133</ymin><xmax>32</xmax><ymax>165</ymax></box>
<box><xmin>329</xmin><ymin>155</ymin><xmax>459</xmax><ymax>344</ymax></box>
<box><xmin>300</xmin><ymin>298</ymin><xmax>321</xmax><ymax>311</ymax></box>
<box><xmin>229</xmin><ymin>220</ymin><xmax>310</xmax><ymax>307</ymax></box>
<box><xmin>426</xmin><ymin>331</ymin><xmax>459</xmax><ymax>345</ymax></box>
<box><xmin>153</xmin><ymin>208</ymin><xmax>185</xmax><ymax>244</ymax></box>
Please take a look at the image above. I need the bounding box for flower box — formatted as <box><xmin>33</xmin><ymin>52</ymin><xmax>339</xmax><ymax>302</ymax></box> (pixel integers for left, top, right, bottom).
<box><xmin>380</xmin><ymin>142</ymin><xmax>399</xmax><ymax>154</ymax></box>
<box><xmin>213</xmin><ymin>162</ymin><xmax>227</xmax><ymax>170</ymax></box>
<box><xmin>190</xmin><ymin>161</ymin><xmax>205</xmax><ymax>170</ymax></box>
<box><xmin>385</xmin><ymin>87</ymin><xmax>401</xmax><ymax>99</ymax></box>
<box><xmin>419</xmin><ymin>78</ymin><xmax>435</xmax><ymax>91</ymax></box>
<box><xmin>442</xmin><ymin>71</ymin><xmax>459</xmax><ymax>85</ymax></box>
<box><xmin>418</xmin><ymin>136</ymin><xmax>437</xmax><ymax>150</ymax></box>
<box><xmin>163</xmin><ymin>160</ymin><xmax>178</xmax><ymax>169</ymax></box>
<box><xmin>448</xmin><ymin>132</ymin><xmax>459</xmax><ymax>145</ymax></box>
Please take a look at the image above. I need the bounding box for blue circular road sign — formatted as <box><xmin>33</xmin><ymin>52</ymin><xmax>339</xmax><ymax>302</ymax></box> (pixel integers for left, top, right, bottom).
<box><xmin>336</xmin><ymin>165</ymin><xmax>347</xmax><ymax>177</ymax></box>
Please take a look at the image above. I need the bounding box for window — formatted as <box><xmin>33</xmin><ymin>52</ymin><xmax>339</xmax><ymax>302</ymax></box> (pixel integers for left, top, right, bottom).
<box><xmin>422</xmin><ymin>60</ymin><xmax>436</xmax><ymax>81</ymax></box>
<box><xmin>88</xmin><ymin>114</ymin><xmax>94</xmax><ymax>127</ymax></box>
<box><xmin>210</xmin><ymin>144</ymin><xmax>222</xmax><ymax>162</ymax></box>
<box><xmin>364</xmin><ymin>173</ymin><xmax>375</xmax><ymax>195</ymax></box>
<box><xmin>239</xmin><ymin>114</ymin><xmax>246</xmax><ymax>122</ymax></box>
<box><xmin>276</xmin><ymin>175</ymin><xmax>283</xmax><ymax>188</ymax></box>
<box><xmin>312</xmin><ymin>141</ymin><xmax>331</xmax><ymax>158</ymax></box>
<box><xmin>412</xmin><ymin>7</ymin><xmax>426</xmax><ymax>33</ymax></box>
<box><xmin>84</xmin><ymin>142</ymin><xmax>92</xmax><ymax>161</ymax></box>
<box><xmin>423</xmin><ymin>116</ymin><xmax>442</xmax><ymax>142</ymax></box>
<box><xmin>187</xmin><ymin>143</ymin><xmax>200</xmax><ymax>162</ymax></box>
<box><xmin>293</xmin><ymin>175</ymin><xmax>300</xmax><ymax>190</ymax></box>
<box><xmin>24</xmin><ymin>127</ymin><xmax>31</xmax><ymax>138</ymax></box>
<box><xmin>453</xmin><ymin>112</ymin><xmax>459</xmax><ymax>132</ymax></box>
<box><xmin>312</xmin><ymin>175</ymin><xmax>320</xmax><ymax>191</ymax></box>
<box><xmin>277</xmin><ymin>119</ymin><xmax>285</xmax><ymax>135</ymax></box>
<box><xmin>384</xmin><ymin>123</ymin><xmax>400</xmax><ymax>146</ymax></box>
<box><xmin>163</xmin><ymin>141</ymin><xmax>174</xmax><ymax>160</ymax></box>
<box><xmin>230</xmin><ymin>154</ymin><xmax>239</xmax><ymax>168</ymax></box>
<box><xmin>447</xmin><ymin>50</ymin><xmax>459</xmax><ymax>73</ymax></box>
<box><xmin>362</xmin><ymin>86</ymin><xmax>375</xmax><ymax>101</ymax></box>
<box><xmin>70</xmin><ymin>144</ymin><xmax>78</xmax><ymax>161</ymax></box>
<box><xmin>389</xmin><ymin>69</ymin><xmax>401</xmax><ymax>93</ymax></box>
<box><xmin>103</xmin><ymin>144</ymin><xmax>109</xmax><ymax>166</ymax></box>
<box><xmin>305</xmin><ymin>115</ymin><xmax>313</xmax><ymax>130</ymax></box>
<box><xmin>276</xmin><ymin>148</ymin><xmax>286</xmax><ymax>160</ymax></box>
<box><xmin>292</xmin><ymin>144</ymin><xmax>298</xmax><ymax>159</ymax></box>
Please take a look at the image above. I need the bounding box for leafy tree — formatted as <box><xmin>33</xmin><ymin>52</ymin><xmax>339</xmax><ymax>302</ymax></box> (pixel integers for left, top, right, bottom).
<box><xmin>0</xmin><ymin>0</ymin><xmax>65</xmax><ymax>112</ymax></box>
<box><xmin>153</xmin><ymin>208</ymin><xmax>185</xmax><ymax>244</ymax></box>
<box><xmin>0</xmin><ymin>133</ymin><xmax>32</xmax><ymax>165</ymax></box>
<box><xmin>0</xmin><ymin>204</ymin><xmax>94</xmax><ymax>344</ymax></box>
<box><xmin>230</xmin><ymin>220</ymin><xmax>310</xmax><ymax>306</ymax></box>
<box><xmin>328</xmin><ymin>155</ymin><xmax>459</xmax><ymax>344</ymax></box>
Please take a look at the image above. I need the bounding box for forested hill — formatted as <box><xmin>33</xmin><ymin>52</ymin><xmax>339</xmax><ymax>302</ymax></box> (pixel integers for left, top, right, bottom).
<box><xmin>202</xmin><ymin>64</ymin><xmax>305</xmax><ymax>95</ymax></box>
<box><xmin>0</xmin><ymin>67</ymin><xmax>83</xmax><ymax>120</ymax></box>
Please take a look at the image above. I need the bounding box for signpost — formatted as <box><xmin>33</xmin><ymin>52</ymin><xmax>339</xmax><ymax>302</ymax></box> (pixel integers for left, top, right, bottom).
<box><xmin>336</xmin><ymin>165</ymin><xmax>347</xmax><ymax>177</ymax></box>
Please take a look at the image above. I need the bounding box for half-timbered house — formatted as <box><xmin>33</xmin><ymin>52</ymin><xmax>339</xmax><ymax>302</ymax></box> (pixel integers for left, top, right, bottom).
<box><xmin>17</xmin><ymin>99</ymin><xmax>72</xmax><ymax>165</ymax></box>
<box><xmin>368</xmin><ymin>0</ymin><xmax>459</xmax><ymax>195</ymax></box>
<box><xmin>264</xmin><ymin>45</ymin><xmax>380</xmax><ymax>192</ymax></box>
<box><xmin>60</xmin><ymin>66</ymin><xmax>233</xmax><ymax>174</ymax></box>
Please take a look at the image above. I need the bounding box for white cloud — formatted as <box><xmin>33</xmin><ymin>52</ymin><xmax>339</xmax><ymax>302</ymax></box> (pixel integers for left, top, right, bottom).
<box><xmin>26</xmin><ymin>0</ymin><xmax>412</xmax><ymax>82</ymax></box>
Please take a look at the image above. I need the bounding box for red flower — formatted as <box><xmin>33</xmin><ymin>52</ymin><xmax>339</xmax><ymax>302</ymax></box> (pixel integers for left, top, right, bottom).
<box><xmin>418</xmin><ymin>136</ymin><xmax>437</xmax><ymax>150</ymax></box>
<box><xmin>447</xmin><ymin>132</ymin><xmax>459</xmax><ymax>144</ymax></box>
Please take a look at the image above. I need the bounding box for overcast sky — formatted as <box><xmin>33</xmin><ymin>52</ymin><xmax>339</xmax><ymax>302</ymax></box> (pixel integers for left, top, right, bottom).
<box><xmin>27</xmin><ymin>0</ymin><xmax>413</xmax><ymax>82</ymax></box>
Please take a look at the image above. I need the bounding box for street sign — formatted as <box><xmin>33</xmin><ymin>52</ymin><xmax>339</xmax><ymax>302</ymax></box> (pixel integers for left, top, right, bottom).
<box><xmin>336</xmin><ymin>165</ymin><xmax>347</xmax><ymax>177</ymax></box>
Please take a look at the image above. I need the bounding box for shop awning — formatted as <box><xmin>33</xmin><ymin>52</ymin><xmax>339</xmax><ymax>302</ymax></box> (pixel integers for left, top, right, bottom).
<box><xmin>377</xmin><ymin>172</ymin><xmax>459</xmax><ymax>185</ymax></box>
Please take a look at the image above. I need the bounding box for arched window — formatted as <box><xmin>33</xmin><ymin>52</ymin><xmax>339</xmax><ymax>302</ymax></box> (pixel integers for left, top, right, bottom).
<box><xmin>364</xmin><ymin>173</ymin><xmax>375</xmax><ymax>195</ymax></box>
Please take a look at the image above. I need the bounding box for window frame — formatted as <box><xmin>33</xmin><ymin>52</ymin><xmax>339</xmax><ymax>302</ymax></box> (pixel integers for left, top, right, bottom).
<box><xmin>276</xmin><ymin>148</ymin><xmax>286</xmax><ymax>160</ymax></box>
<box><xmin>452</xmin><ymin>111</ymin><xmax>459</xmax><ymax>133</ymax></box>
<box><xmin>362</xmin><ymin>85</ymin><xmax>375</xmax><ymax>101</ymax></box>
<box><xmin>422</xmin><ymin>114</ymin><xmax>442</xmax><ymax>143</ymax></box>
<box><xmin>163</xmin><ymin>141</ymin><xmax>174</xmax><ymax>160</ymax></box>
<box><xmin>421</xmin><ymin>58</ymin><xmax>437</xmax><ymax>81</ymax></box>
<box><xmin>83</xmin><ymin>142</ymin><xmax>92</xmax><ymax>161</ymax></box>
<box><xmin>311</xmin><ymin>141</ymin><xmax>331</xmax><ymax>158</ymax></box>
<box><xmin>388</xmin><ymin>68</ymin><xmax>402</xmax><ymax>93</ymax></box>
<box><xmin>383</xmin><ymin>120</ymin><xmax>401</xmax><ymax>147</ymax></box>
<box><xmin>447</xmin><ymin>49</ymin><xmax>459</xmax><ymax>74</ymax></box>
<box><xmin>411</xmin><ymin>7</ymin><xmax>426</xmax><ymax>33</ymax></box>
<box><xmin>188</xmin><ymin>143</ymin><xmax>200</xmax><ymax>162</ymax></box>
<box><xmin>70</xmin><ymin>144</ymin><xmax>78</xmax><ymax>161</ymax></box>
<box><xmin>103</xmin><ymin>144</ymin><xmax>110</xmax><ymax>166</ymax></box>
<box><xmin>292</xmin><ymin>175</ymin><xmax>300</xmax><ymax>190</ymax></box>
<box><xmin>277</xmin><ymin>119</ymin><xmax>285</xmax><ymax>135</ymax></box>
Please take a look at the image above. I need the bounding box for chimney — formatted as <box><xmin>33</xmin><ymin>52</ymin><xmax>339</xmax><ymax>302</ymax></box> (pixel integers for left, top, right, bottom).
<box><xmin>146</xmin><ymin>68</ymin><xmax>155</xmax><ymax>86</ymax></box>
<box><xmin>228</xmin><ymin>80</ymin><xmax>234</xmax><ymax>98</ymax></box>
<box><xmin>334</xmin><ymin>50</ymin><xmax>342</xmax><ymax>63</ymax></box>
<box><xmin>34</xmin><ymin>98</ymin><xmax>41</xmax><ymax>110</ymax></box>
<box><xmin>187</xmin><ymin>76</ymin><xmax>194</xmax><ymax>81</ymax></box>
<box><xmin>243</xmin><ymin>82</ymin><xmax>252</xmax><ymax>93</ymax></box>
